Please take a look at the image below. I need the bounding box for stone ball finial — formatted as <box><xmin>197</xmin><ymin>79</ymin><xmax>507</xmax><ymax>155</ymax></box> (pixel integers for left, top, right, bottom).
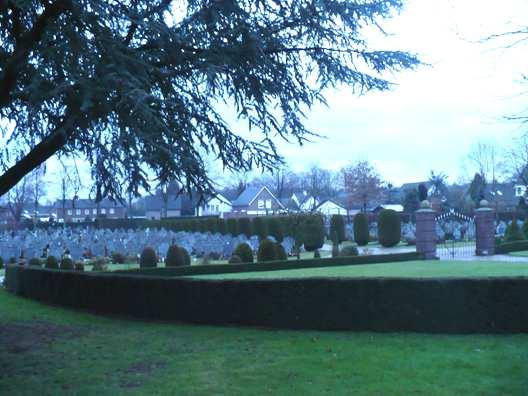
<box><xmin>480</xmin><ymin>199</ymin><xmax>489</xmax><ymax>208</ymax></box>
<box><xmin>420</xmin><ymin>200</ymin><xmax>431</xmax><ymax>209</ymax></box>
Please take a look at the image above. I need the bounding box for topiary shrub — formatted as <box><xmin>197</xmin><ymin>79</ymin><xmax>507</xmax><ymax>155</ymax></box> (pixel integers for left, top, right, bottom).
<box><xmin>238</xmin><ymin>217</ymin><xmax>253</xmax><ymax>238</ymax></box>
<box><xmin>252</xmin><ymin>217</ymin><xmax>268</xmax><ymax>240</ymax></box>
<box><xmin>140</xmin><ymin>247</ymin><xmax>158</xmax><ymax>268</ymax></box>
<box><xmin>45</xmin><ymin>255</ymin><xmax>59</xmax><ymax>269</ymax></box>
<box><xmin>233</xmin><ymin>243</ymin><xmax>253</xmax><ymax>263</ymax></box>
<box><xmin>28</xmin><ymin>257</ymin><xmax>42</xmax><ymax>267</ymax></box>
<box><xmin>180</xmin><ymin>247</ymin><xmax>191</xmax><ymax>266</ymax></box>
<box><xmin>378</xmin><ymin>209</ymin><xmax>401</xmax><ymax>248</ymax></box>
<box><xmin>0</xmin><ymin>257</ymin><xmax>3</xmax><ymax>269</ymax></box>
<box><xmin>111</xmin><ymin>252</ymin><xmax>126</xmax><ymax>264</ymax></box>
<box><xmin>275</xmin><ymin>243</ymin><xmax>288</xmax><ymax>260</ymax></box>
<box><xmin>522</xmin><ymin>219</ymin><xmax>528</xmax><ymax>239</ymax></box>
<box><xmin>257</xmin><ymin>238</ymin><xmax>277</xmax><ymax>262</ymax></box>
<box><xmin>302</xmin><ymin>215</ymin><xmax>325</xmax><ymax>251</ymax></box>
<box><xmin>268</xmin><ymin>217</ymin><xmax>284</xmax><ymax>243</ymax></box>
<box><xmin>60</xmin><ymin>257</ymin><xmax>74</xmax><ymax>270</ymax></box>
<box><xmin>340</xmin><ymin>245</ymin><xmax>359</xmax><ymax>257</ymax></box>
<box><xmin>314</xmin><ymin>249</ymin><xmax>321</xmax><ymax>258</ymax></box>
<box><xmin>74</xmin><ymin>262</ymin><xmax>85</xmax><ymax>271</ymax></box>
<box><xmin>505</xmin><ymin>219</ymin><xmax>525</xmax><ymax>242</ymax></box>
<box><xmin>331</xmin><ymin>231</ymin><xmax>340</xmax><ymax>258</ymax></box>
<box><xmin>330</xmin><ymin>215</ymin><xmax>346</xmax><ymax>243</ymax></box>
<box><xmin>166</xmin><ymin>244</ymin><xmax>186</xmax><ymax>267</ymax></box>
<box><xmin>228</xmin><ymin>254</ymin><xmax>242</xmax><ymax>264</ymax></box>
<box><xmin>354</xmin><ymin>213</ymin><xmax>369</xmax><ymax>246</ymax></box>
<box><xmin>226</xmin><ymin>218</ymin><xmax>238</xmax><ymax>235</ymax></box>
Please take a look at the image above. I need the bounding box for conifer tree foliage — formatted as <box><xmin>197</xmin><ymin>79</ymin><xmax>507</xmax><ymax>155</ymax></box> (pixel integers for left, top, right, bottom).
<box><xmin>0</xmin><ymin>0</ymin><xmax>419</xmax><ymax>199</ymax></box>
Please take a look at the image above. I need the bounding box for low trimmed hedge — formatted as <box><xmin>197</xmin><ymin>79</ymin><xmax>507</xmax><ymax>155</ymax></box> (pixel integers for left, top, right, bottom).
<box><xmin>117</xmin><ymin>252</ymin><xmax>423</xmax><ymax>277</ymax></box>
<box><xmin>495</xmin><ymin>240</ymin><xmax>528</xmax><ymax>254</ymax></box>
<box><xmin>5</xmin><ymin>264</ymin><xmax>528</xmax><ymax>333</ymax></box>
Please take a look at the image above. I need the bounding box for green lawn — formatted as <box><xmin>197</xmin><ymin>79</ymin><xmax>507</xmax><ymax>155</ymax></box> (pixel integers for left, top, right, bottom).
<box><xmin>510</xmin><ymin>251</ymin><xmax>528</xmax><ymax>257</ymax></box>
<box><xmin>1</xmin><ymin>289</ymin><xmax>527</xmax><ymax>395</ymax></box>
<box><xmin>190</xmin><ymin>260</ymin><xmax>528</xmax><ymax>280</ymax></box>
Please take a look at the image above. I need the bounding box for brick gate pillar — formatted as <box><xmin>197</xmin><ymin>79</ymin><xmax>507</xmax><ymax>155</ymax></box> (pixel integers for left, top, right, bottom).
<box><xmin>475</xmin><ymin>200</ymin><xmax>496</xmax><ymax>256</ymax></box>
<box><xmin>415</xmin><ymin>201</ymin><xmax>437</xmax><ymax>259</ymax></box>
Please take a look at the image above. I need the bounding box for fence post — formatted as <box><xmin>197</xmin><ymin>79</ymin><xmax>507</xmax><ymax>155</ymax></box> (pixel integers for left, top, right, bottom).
<box><xmin>475</xmin><ymin>200</ymin><xmax>495</xmax><ymax>256</ymax></box>
<box><xmin>415</xmin><ymin>201</ymin><xmax>437</xmax><ymax>259</ymax></box>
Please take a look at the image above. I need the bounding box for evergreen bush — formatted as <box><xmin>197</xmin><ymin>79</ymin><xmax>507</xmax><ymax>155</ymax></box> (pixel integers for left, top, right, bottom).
<box><xmin>257</xmin><ymin>238</ymin><xmax>277</xmax><ymax>262</ymax></box>
<box><xmin>330</xmin><ymin>215</ymin><xmax>346</xmax><ymax>242</ymax></box>
<box><xmin>268</xmin><ymin>217</ymin><xmax>284</xmax><ymax>243</ymax></box>
<box><xmin>140</xmin><ymin>247</ymin><xmax>158</xmax><ymax>268</ymax></box>
<box><xmin>275</xmin><ymin>243</ymin><xmax>288</xmax><ymax>260</ymax></box>
<box><xmin>45</xmin><ymin>255</ymin><xmax>59</xmax><ymax>269</ymax></box>
<box><xmin>522</xmin><ymin>219</ymin><xmax>528</xmax><ymax>239</ymax></box>
<box><xmin>60</xmin><ymin>257</ymin><xmax>74</xmax><ymax>270</ymax></box>
<box><xmin>252</xmin><ymin>217</ymin><xmax>268</xmax><ymax>240</ymax></box>
<box><xmin>180</xmin><ymin>247</ymin><xmax>191</xmax><ymax>266</ymax></box>
<box><xmin>378</xmin><ymin>209</ymin><xmax>401</xmax><ymax>247</ymax></box>
<box><xmin>0</xmin><ymin>257</ymin><xmax>3</xmax><ymax>269</ymax></box>
<box><xmin>354</xmin><ymin>213</ymin><xmax>369</xmax><ymax>246</ymax></box>
<box><xmin>505</xmin><ymin>220</ymin><xmax>525</xmax><ymax>242</ymax></box>
<box><xmin>233</xmin><ymin>243</ymin><xmax>253</xmax><ymax>263</ymax></box>
<box><xmin>302</xmin><ymin>215</ymin><xmax>325</xmax><ymax>251</ymax></box>
<box><xmin>74</xmin><ymin>262</ymin><xmax>85</xmax><ymax>271</ymax></box>
<box><xmin>166</xmin><ymin>244</ymin><xmax>187</xmax><ymax>267</ymax></box>
<box><xmin>228</xmin><ymin>255</ymin><xmax>242</xmax><ymax>264</ymax></box>
<box><xmin>238</xmin><ymin>217</ymin><xmax>253</xmax><ymax>238</ymax></box>
<box><xmin>111</xmin><ymin>252</ymin><xmax>126</xmax><ymax>264</ymax></box>
<box><xmin>28</xmin><ymin>257</ymin><xmax>42</xmax><ymax>267</ymax></box>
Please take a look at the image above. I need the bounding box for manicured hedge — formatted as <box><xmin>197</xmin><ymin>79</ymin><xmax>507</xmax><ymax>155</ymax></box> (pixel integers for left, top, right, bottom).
<box><xmin>6</xmin><ymin>265</ymin><xmax>528</xmax><ymax>333</ymax></box>
<box><xmin>495</xmin><ymin>240</ymin><xmax>528</xmax><ymax>254</ymax></box>
<box><xmin>118</xmin><ymin>252</ymin><xmax>423</xmax><ymax>277</ymax></box>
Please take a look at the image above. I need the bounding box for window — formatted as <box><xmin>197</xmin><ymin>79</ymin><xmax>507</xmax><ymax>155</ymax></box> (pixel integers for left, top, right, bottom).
<box><xmin>101</xmin><ymin>208</ymin><xmax>106</xmax><ymax>215</ymax></box>
<box><xmin>257</xmin><ymin>200</ymin><xmax>264</xmax><ymax>209</ymax></box>
<box><xmin>93</xmin><ymin>209</ymin><xmax>97</xmax><ymax>215</ymax></box>
<box><xmin>67</xmin><ymin>209</ymin><xmax>72</xmax><ymax>215</ymax></box>
<box><xmin>76</xmin><ymin>209</ymin><xmax>81</xmax><ymax>215</ymax></box>
<box><xmin>517</xmin><ymin>187</ymin><xmax>524</xmax><ymax>197</ymax></box>
<box><xmin>84</xmin><ymin>209</ymin><xmax>89</xmax><ymax>215</ymax></box>
<box><xmin>109</xmin><ymin>208</ymin><xmax>115</xmax><ymax>214</ymax></box>
<box><xmin>265</xmin><ymin>199</ymin><xmax>272</xmax><ymax>209</ymax></box>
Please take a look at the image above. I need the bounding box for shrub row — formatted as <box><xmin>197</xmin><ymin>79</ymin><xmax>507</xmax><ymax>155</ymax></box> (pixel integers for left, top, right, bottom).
<box><xmin>6</xmin><ymin>264</ymin><xmax>528</xmax><ymax>333</ymax></box>
<box><xmin>117</xmin><ymin>252</ymin><xmax>423</xmax><ymax>277</ymax></box>
<box><xmin>495</xmin><ymin>240</ymin><xmax>528</xmax><ymax>254</ymax></box>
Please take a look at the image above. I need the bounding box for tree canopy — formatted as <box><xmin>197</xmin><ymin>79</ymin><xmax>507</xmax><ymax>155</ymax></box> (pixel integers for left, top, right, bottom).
<box><xmin>0</xmin><ymin>0</ymin><xmax>419</xmax><ymax>200</ymax></box>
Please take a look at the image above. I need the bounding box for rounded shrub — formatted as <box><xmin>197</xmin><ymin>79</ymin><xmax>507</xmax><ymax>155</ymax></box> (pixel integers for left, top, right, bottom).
<box><xmin>505</xmin><ymin>219</ymin><xmax>525</xmax><ymax>242</ymax></box>
<box><xmin>74</xmin><ymin>262</ymin><xmax>85</xmax><ymax>271</ymax></box>
<box><xmin>302</xmin><ymin>215</ymin><xmax>325</xmax><ymax>252</ymax></box>
<box><xmin>257</xmin><ymin>238</ymin><xmax>277</xmax><ymax>262</ymax></box>
<box><xmin>228</xmin><ymin>255</ymin><xmax>242</xmax><ymax>264</ymax></box>
<box><xmin>28</xmin><ymin>257</ymin><xmax>42</xmax><ymax>267</ymax></box>
<box><xmin>340</xmin><ymin>245</ymin><xmax>359</xmax><ymax>257</ymax></box>
<box><xmin>268</xmin><ymin>217</ymin><xmax>284</xmax><ymax>243</ymax></box>
<box><xmin>45</xmin><ymin>255</ymin><xmax>59</xmax><ymax>269</ymax></box>
<box><xmin>354</xmin><ymin>213</ymin><xmax>369</xmax><ymax>246</ymax></box>
<box><xmin>180</xmin><ymin>247</ymin><xmax>191</xmax><ymax>266</ymax></box>
<box><xmin>330</xmin><ymin>215</ymin><xmax>346</xmax><ymax>243</ymax></box>
<box><xmin>226</xmin><ymin>218</ymin><xmax>238</xmax><ymax>236</ymax></box>
<box><xmin>60</xmin><ymin>257</ymin><xmax>74</xmax><ymax>270</ymax></box>
<box><xmin>140</xmin><ymin>247</ymin><xmax>158</xmax><ymax>268</ymax></box>
<box><xmin>252</xmin><ymin>217</ymin><xmax>268</xmax><ymax>240</ymax></box>
<box><xmin>166</xmin><ymin>244</ymin><xmax>187</xmax><ymax>267</ymax></box>
<box><xmin>238</xmin><ymin>218</ymin><xmax>253</xmax><ymax>238</ymax></box>
<box><xmin>275</xmin><ymin>243</ymin><xmax>288</xmax><ymax>260</ymax></box>
<box><xmin>233</xmin><ymin>243</ymin><xmax>253</xmax><ymax>263</ymax></box>
<box><xmin>111</xmin><ymin>251</ymin><xmax>126</xmax><ymax>264</ymax></box>
<box><xmin>378</xmin><ymin>209</ymin><xmax>401</xmax><ymax>247</ymax></box>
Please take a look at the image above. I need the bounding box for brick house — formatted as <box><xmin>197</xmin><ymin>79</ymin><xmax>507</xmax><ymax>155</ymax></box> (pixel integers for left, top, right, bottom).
<box><xmin>231</xmin><ymin>186</ymin><xmax>284</xmax><ymax>216</ymax></box>
<box><xmin>54</xmin><ymin>198</ymin><xmax>126</xmax><ymax>222</ymax></box>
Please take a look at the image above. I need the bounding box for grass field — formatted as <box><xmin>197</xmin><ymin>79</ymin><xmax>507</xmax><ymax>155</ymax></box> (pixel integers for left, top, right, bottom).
<box><xmin>1</xmin><ymin>289</ymin><xmax>527</xmax><ymax>395</ymax></box>
<box><xmin>189</xmin><ymin>260</ymin><xmax>528</xmax><ymax>280</ymax></box>
<box><xmin>511</xmin><ymin>251</ymin><xmax>528</xmax><ymax>257</ymax></box>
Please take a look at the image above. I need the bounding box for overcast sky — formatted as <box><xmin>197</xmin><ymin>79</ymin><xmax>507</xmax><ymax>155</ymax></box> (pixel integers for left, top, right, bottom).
<box><xmin>41</xmin><ymin>0</ymin><xmax>528</xmax><ymax>199</ymax></box>
<box><xmin>272</xmin><ymin>0</ymin><xmax>528</xmax><ymax>186</ymax></box>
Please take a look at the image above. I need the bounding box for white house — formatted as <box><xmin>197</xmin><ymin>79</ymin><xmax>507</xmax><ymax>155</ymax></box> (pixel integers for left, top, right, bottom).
<box><xmin>315</xmin><ymin>199</ymin><xmax>347</xmax><ymax>216</ymax></box>
<box><xmin>196</xmin><ymin>194</ymin><xmax>232</xmax><ymax>218</ymax></box>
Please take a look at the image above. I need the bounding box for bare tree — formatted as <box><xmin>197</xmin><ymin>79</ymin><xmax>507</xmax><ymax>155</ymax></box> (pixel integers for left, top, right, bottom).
<box><xmin>342</xmin><ymin>161</ymin><xmax>384</xmax><ymax>212</ymax></box>
<box><xmin>6</xmin><ymin>178</ymin><xmax>32</xmax><ymax>222</ymax></box>
<box><xmin>300</xmin><ymin>166</ymin><xmax>337</xmax><ymax>210</ymax></box>
<box><xmin>467</xmin><ymin>141</ymin><xmax>502</xmax><ymax>189</ymax></box>
<box><xmin>30</xmin><ymin>165</ymin><xmax>47</xmax><ymax>220</ymax></box>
